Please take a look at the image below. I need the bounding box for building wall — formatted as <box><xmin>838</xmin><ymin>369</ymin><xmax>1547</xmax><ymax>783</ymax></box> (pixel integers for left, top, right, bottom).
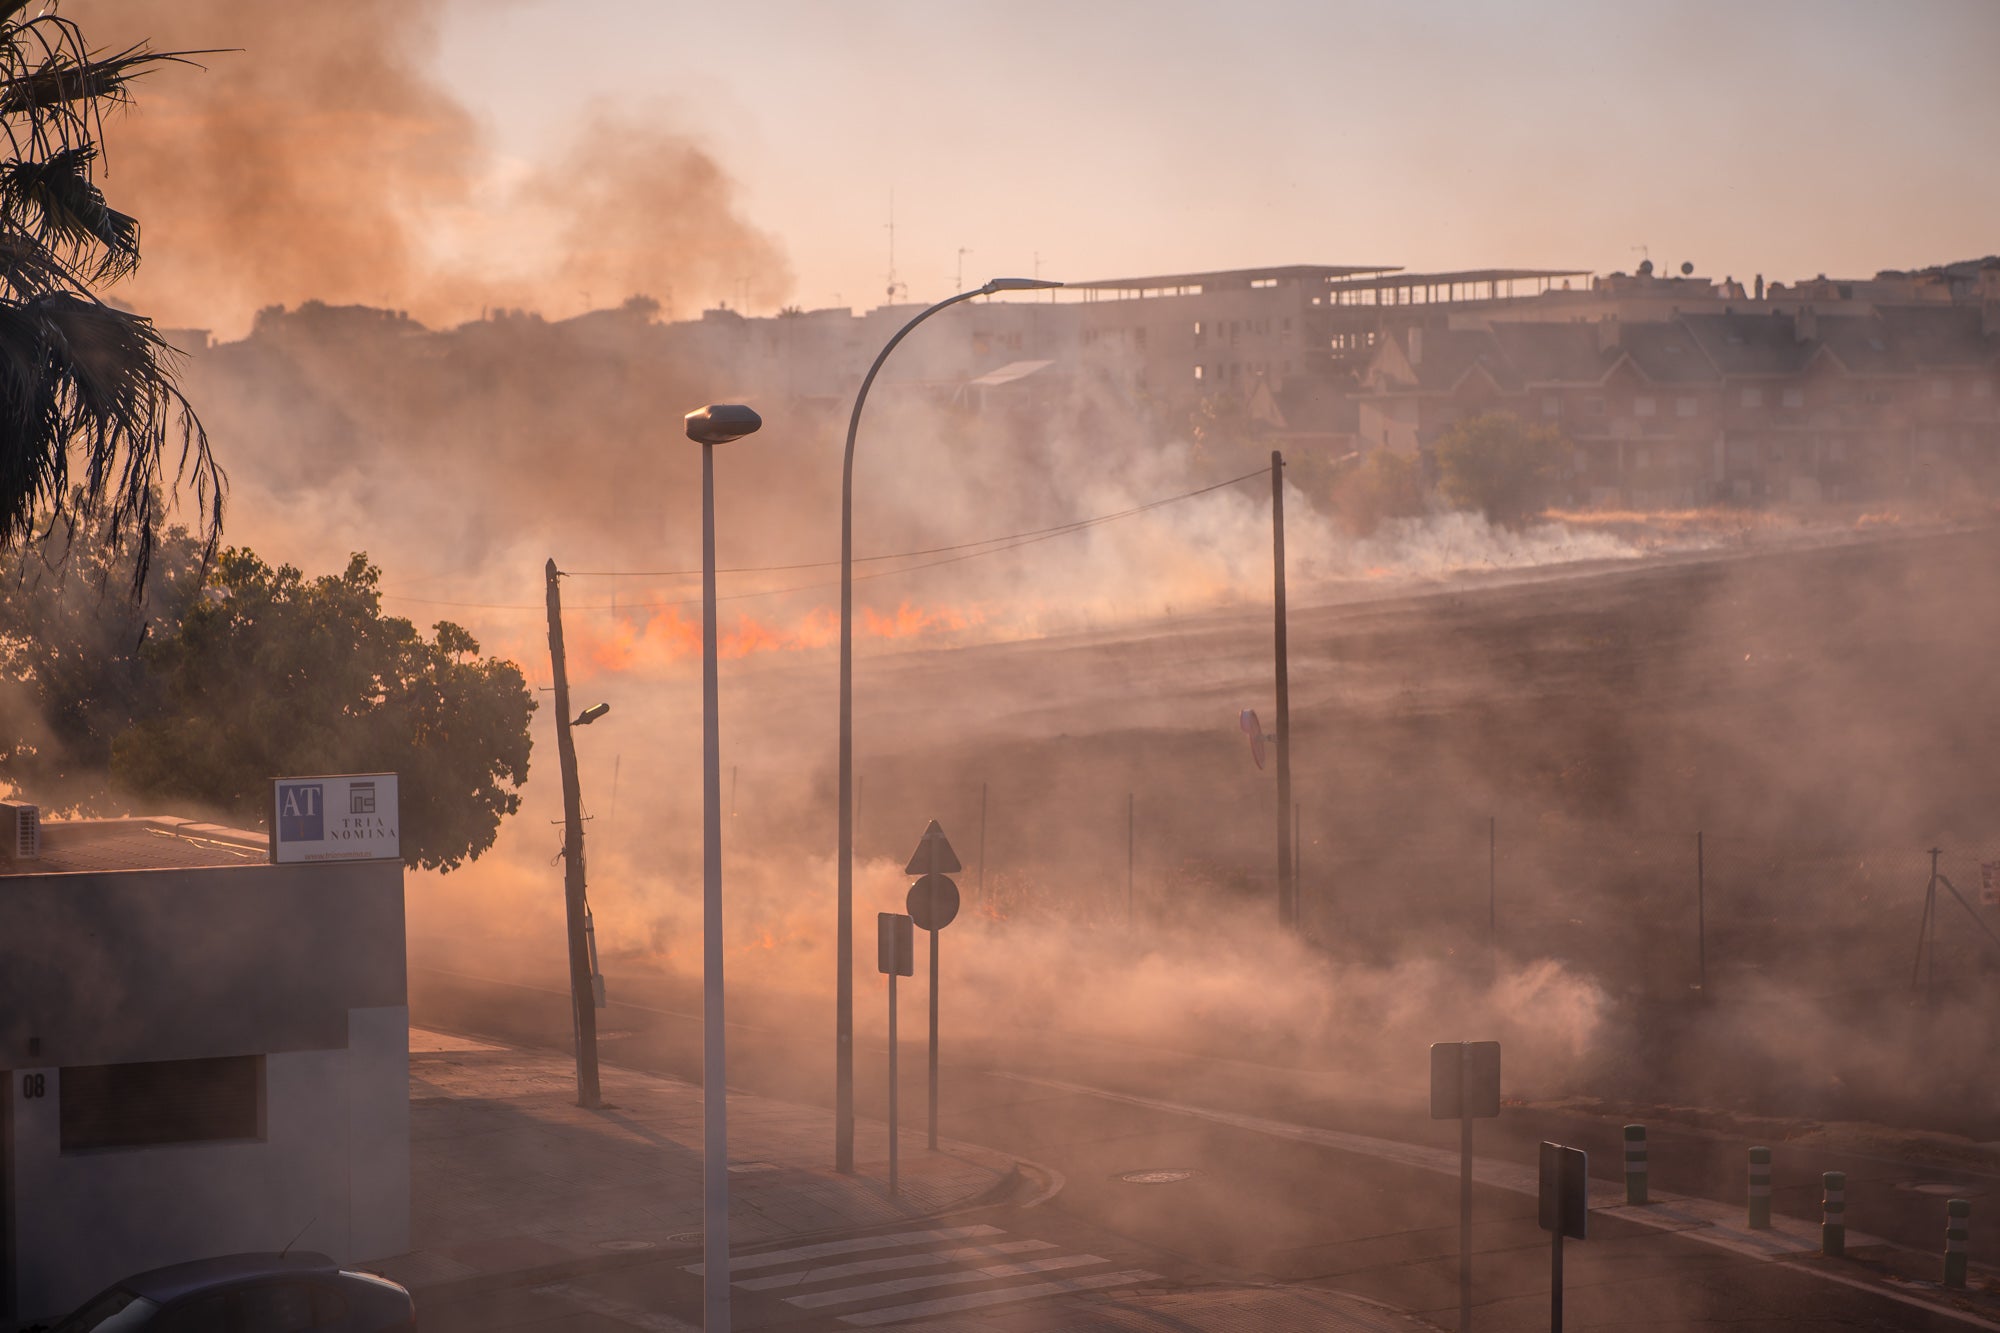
<box><xmin>7</xmin><ymin>1006</ymin><xmax>408</xmax><ymax>1319</ymax></box>
<box><xmin>0</xmin><ymin>859</ymin><xmax>408</xmax><ymax>1321</ymax></box>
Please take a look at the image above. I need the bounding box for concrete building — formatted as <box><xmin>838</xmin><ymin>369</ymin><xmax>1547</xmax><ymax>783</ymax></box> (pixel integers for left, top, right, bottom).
<box><xmin>0</xmin><ymin>813</ymin><xmax>408</xmax><ymax>1323</ymax></box>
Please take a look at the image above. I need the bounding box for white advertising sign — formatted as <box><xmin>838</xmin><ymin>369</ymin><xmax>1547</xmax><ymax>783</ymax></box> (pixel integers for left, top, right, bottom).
<box><xmin>271</xmin><ymin>773</ymin><xmax>401</xmax><ymax>864</ymax></box>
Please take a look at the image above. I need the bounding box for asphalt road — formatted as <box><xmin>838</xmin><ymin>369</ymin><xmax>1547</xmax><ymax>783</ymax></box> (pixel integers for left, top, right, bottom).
<box><xmin>413</xmin><ymin>964</ymin><xmax>2000</xmax><ymax>1330</ymax></box>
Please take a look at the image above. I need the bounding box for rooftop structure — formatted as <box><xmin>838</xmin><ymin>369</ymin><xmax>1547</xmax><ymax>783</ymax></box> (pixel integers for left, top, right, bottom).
<box><xmin>1064</xmin><ymin>264</ymin><xmax>1400</xmax><ymax>300</ymax></box>
<box><xmin>0</xmin><ymin>816</ymin><xmax>268</xmax><ymax>875</ymax></box>
<box><xmin>1322</xmin><ymin>268</ymin><xmax>1593</xmax><ymax>306</ymax></box>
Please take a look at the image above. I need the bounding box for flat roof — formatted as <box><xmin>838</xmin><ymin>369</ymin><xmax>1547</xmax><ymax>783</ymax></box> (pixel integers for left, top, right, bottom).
<box><xmin>2</xmin><ymin>817</ymin><xmax>269</xmax><ymax>875</ymax></box>
<box><xmin>1069</xmin><ymin>264</ymin><xmax>1402</xmax><ymax>291</ymax></box>
<box><xmin>1323</xmin><ymin>268</ymin><xmax>1592</xmax><ymax>292</ymax></box>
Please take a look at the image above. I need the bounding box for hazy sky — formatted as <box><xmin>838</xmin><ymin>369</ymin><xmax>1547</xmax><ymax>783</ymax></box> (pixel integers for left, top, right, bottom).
<box><xmin>428</xmin><ymin>0</ymin><xmax>1997</xmax><ymax>313</ymax></box>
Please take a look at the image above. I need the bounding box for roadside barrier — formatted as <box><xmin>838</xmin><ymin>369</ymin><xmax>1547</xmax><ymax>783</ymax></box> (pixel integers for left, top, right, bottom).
<box><xmin>1946</xmin><ymin>1198</ymin><xmax>1970</xmax><ymax>1288</ymax></box>
<box><xmin>1822</xmin><ymin>1171</ymin><xmax>1845</xmax><ymax>1257</ymax></box>
<box><xmin>1748</xmin><ymin>1147</ymin><xmax>1772</xmax><ymax>1230</ymax></box>
<box><xmin>1623</xmin><ymin>1125</ymin><xmax>1648</xmax><ymax>1205</ymax></box>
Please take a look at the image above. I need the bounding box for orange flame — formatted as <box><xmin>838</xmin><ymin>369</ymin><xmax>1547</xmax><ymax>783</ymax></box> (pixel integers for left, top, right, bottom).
<box><xmin>567</xmin><ymin>598</ymin><xmax>986</xmax><ymax>677</ymax></box>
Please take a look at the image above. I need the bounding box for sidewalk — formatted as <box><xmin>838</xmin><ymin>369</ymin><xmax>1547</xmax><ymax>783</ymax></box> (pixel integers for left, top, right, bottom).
<box><xmin>373</xmin><ymin>1029</ymin><xmax>1041</xmax><ymax>1296</ymax></box>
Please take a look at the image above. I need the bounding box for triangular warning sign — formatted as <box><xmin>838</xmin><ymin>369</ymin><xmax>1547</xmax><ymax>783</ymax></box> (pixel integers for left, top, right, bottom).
<box><xmin>904</xmin><ymin>819</ymin><xmax>963</xmax><ymax>874</ymax></box>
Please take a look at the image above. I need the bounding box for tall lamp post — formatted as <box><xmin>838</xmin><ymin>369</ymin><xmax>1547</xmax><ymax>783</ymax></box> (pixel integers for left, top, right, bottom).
<box><xmin>835</xmin><ymin>278</ymin><xmax>1060</xmax><ymax>1172</ymax></box>
<box><xmin>686</xmin><ymin>402</ymin><xmax>763</xmax><ymax>1333</ymax></box>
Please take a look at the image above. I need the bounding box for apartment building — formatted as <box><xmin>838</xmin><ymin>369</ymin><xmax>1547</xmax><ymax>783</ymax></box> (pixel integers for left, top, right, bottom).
<box><xmin>1356</xmin><ymin>300</ymin><xmax>2000</xmax><ymax>508</ymax></box>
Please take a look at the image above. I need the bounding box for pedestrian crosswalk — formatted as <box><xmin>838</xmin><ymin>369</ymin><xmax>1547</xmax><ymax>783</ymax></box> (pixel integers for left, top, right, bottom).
<box><xmin>684</xmin><ymin>1223</ymin><xmax>1157</xmax><ymax>1326</ymax></box>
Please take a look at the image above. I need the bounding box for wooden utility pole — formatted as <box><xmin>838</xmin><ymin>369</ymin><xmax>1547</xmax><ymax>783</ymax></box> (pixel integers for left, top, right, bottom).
<box><xmin>1272</xmin><ymin>451</ymin><xmax>1295</xmax><ymax>929</ymax></box>
<box><xmin>545</xmin><ymin>558</ymin><xmax>602</xmax><ymax>1108</ymax></box>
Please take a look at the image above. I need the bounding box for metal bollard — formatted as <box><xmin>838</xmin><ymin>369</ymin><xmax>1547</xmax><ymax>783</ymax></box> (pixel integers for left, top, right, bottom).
<box><xmin>1946</xmin><ymin>1198</ymin><xmax>1970</xmax><ymax>1288</ymax></box>
<box><xmin>1821</xmin><ymin>1172</ymin><xmax>1845</xmax><ymax>1258</ymax></box>
<box><xmin>1623</xmin><ymin>1125</ymin><xmax>1648</xmax><ymax>1205</ymax></box>
<box><xmin>1747</xmin><ymin>1147</ymin><xmax>1772</xmax><ymax>1230</ymax></box>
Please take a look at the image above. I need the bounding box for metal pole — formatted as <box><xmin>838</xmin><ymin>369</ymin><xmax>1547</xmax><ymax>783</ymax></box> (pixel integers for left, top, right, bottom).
<box><xmin>1928</xmin><ymin>848</ymin><xmax>1941</xmax><ymax>1003</ymax></box>
<box><xmin>927</xmin><ymin>833</ymin><xmax>940</xmax><ymax>1151</ymax></box>
<box><xmin>1272</xmin><ymin>450</ymin><xmax>1294</xmax><ymax>929</ymax></box>
<box><xmin>1128</xmin><ymin>792</ymin><xmax>1135</xmax><ymax>925</ymax></box>
<box><xmin>699</xmin><ymin>445</ymin><xmax>730</xmax><ymax>1332</ymax></box>
<box><xmin>840</xmin><ymin>285</ymin><xmax>1001</xmax><ymax>1172</ymax></box>
<box><xmin>544</xmin><ymin>559</ymin><xmax>601</xmax><ymax>1109</ymax></box>
<box><xmin>887</xmin><ymin>967</ymin><xmax>899</xmax><ymax>1195</ymax></box>
<box><xmin>1913</xmin><ymin>859</ymin><xmax>1935</xmax><ymax>993</ymax></box>
<box><xmin>1459</xmin><ymin>1112</ymin><xmax>1474</xmax><ymax>1330</ymax></box>
<box><xmin>1293</xmin><ymin>802</ymin><xmax>1301</xmax><ymax>933</ymax></box>
<box><xmin>1696</xmin><ymin>831</ymin><xmax>1706</xmax><ymax>995</ymax></box>
<box><xmin>1550</xmin><ymin>1229</ymin><xmax>1563</xmax><ymax>1333</ymax></box>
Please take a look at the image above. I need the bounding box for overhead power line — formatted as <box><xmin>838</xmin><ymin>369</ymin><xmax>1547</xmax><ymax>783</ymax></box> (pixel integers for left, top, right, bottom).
<box><xmin>558</xmin><ymin>464</ymin><xmax>1273</xmax><ymax>579</ymax></box>
<box><xmin>381</xmin><ymin>465</ymin><xmax>1273</xmax><ymax>613</ymax></box>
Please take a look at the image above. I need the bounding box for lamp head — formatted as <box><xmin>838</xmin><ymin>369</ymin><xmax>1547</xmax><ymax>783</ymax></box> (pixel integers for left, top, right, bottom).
<box><xmin>981</xmin><ymin>277</ymin><xmax>1064</xmax><ymax>294</ymax></box>
<box><xmin>684</xmin><ymin>403</ymin><xmax>763</xmax><ymax>445</ymax></box>
<box><xmin>573</xmin><ymin>702</ymin><xmax>611</xmax><ymax>727</ymax></box>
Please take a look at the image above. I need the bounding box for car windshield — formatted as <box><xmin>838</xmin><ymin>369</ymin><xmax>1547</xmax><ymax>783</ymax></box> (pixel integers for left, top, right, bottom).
<box><xmin>50</xmin><ymin>1289</ymin><xmax>160</xmax><ymax>1333</ymax></box>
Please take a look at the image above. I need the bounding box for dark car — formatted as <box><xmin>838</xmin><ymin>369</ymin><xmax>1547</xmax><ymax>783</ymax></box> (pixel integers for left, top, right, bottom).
<box><xmin>44</xmin><ymin>1251</ymin><xmax>414</xmax><ymax>1333</ymax></box>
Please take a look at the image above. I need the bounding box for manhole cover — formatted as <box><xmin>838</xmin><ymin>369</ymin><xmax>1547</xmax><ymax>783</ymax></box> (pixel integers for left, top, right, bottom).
<box><xmin>1899</xmin><ymin>1181</ymin><xmax>1984</xmax><ymax>1198</ymax></box>
<box><xmin>597</xmin><ymin>1240</ymin><xmax>654</xmax><ymax>1252</ymax></box>
<box><xmin>1119</xmin><ymin>1168</ymin><xmax>1200</xmax><ymax>1185</ymax></box>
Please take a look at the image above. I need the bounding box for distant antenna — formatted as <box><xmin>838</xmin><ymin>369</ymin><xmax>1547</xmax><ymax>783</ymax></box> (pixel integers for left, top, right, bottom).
<box><xmin>885</xmin><ymin>190</ymin><xmax>903</xmax><ymax>303</ymax></box>
<box><xmin>1680</xmin><ymin>261</ymin><xmax>1695</xmax><ymax>276</ymax></box>
<box><xmin>956</xmin><ymin>246</ymin><xmax>972</xmax><ymax>292</ymax></box>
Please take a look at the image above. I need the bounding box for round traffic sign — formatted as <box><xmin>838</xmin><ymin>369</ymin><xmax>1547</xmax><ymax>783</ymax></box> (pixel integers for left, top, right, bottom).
<box><xmin>907</xmin><ymin>873</ymin><xmax>960</xmax><ymax>931</ymax></box>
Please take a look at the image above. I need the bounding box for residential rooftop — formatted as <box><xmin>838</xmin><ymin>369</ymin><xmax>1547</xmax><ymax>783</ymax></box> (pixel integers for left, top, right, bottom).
<box><xmin>1</xmin><ymin>817</ymin><xmax>269</xmax><ymax>875</ymax></box>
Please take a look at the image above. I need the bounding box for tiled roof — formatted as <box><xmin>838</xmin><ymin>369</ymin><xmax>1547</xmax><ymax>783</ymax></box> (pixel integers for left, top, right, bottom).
<box><xmin>1678</xmin><ymin>312</ymin><xmax>1817</xmax><ymax>376</ymax></box>
<box><xmin>1617</xmin><ymin>322</ymin><xmax>1721</xmax><ymax>384</ymax></box>
<box><xmin>1490</xmin><ymin>323</ymin><xmax>1619</xmax><ymax>385</ymax></box>
<box><xmin>1813</xmin><ymin>314</ymin><xmax>1912</xmax><ymax>376</ymax></box>
<box><xmin>1875</xmin><ymin>306</ymin><xmax>1994</xmax><ymax>368</ymax></box>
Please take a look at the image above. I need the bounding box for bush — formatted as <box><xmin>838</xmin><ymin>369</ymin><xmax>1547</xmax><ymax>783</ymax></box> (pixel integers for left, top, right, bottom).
<box><xmin>1433</xmin><ymin>412</ymin><xmax>1569</xmax><ymax>528</ymax></box>
<box><xmin>1326</xmin><ymin>448</ymin><xmax>1431</xmax><ymax>536</ymax></box>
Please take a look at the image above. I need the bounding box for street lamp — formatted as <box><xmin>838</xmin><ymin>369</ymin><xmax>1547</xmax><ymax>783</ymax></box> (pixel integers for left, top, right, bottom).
<box><xmin>685</xmin><ymin>401</ymin><xmax>761</xmax><ymax>1333</ymax></box>
<box><xmin>834</xmin><ymin>278</ymin><xmax>1060</xmax><ymax>1172</ymax></box>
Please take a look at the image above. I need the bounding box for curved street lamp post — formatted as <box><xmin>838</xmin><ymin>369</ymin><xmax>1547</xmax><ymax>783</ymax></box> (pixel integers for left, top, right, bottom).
<box><xmin>834</xmin><ymin>278</ymin><xmax>1060</xmax><ymax>1172</ymax></box>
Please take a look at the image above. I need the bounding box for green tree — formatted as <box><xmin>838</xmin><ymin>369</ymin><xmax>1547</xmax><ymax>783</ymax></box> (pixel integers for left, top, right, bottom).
<box><xmin>110</xmin><ymin>549</ymin><xmax>535</xmax><ymax>871</ymax></box>
<box><xmin>0</xmin><ymin>502</ymin><xmax>205</xmax><ymax>809</ymax></box>
<box><xmin>1323</xmin><ymin>448</ymin><xmax>1430</xmax><ymax>536</ymax></box>
<box><xmin>1432</xmin><ymin>411</ymin><xmax>1569</xmax><ymax>528</ymax></box>
<box><xmin>0</xmin><ymin>6</ymin><xmax>221</xmax><ymax>579</ymax></box>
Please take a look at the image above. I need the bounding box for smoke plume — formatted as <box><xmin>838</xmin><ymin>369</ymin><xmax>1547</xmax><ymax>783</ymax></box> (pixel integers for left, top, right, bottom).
<box><xmin>86</xmin><ymin>0</ymin><xmax>790</xmax><ymax>335</ymax></box>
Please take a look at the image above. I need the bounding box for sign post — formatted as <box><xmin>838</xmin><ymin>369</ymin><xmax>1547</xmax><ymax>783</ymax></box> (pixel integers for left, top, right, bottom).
<box><xmin>1431</xmin><ymin>1041</ymin><xmax>1501</xmax><ymax>1331</ymax></box>
<box><xmin>1538</xmin><ymin>1141</ymin><xmax>1589</xmax><ymax>1333</ymax></box>
<box><xmin>877</xmin><ymin>913</ymin><xmax>913</xmax><ymax>1194</ymax></box>
<box><xmin>905</xmin><ymin>820</ymin><xmax>962</xmax><ymax>1151</ymax></box>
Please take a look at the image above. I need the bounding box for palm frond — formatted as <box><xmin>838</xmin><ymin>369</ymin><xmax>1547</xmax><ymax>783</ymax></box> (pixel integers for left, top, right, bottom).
<box><xmin>0</xmin><ymin>9</ymin><xmax>224</xmax><ymax>588</ymax></box>
<box><xmin>0</xmin><ymin>296</ymin><xmax>221</xmax><ymax>585</ymax></box>
<box><xmin>0</xmin><ymin>146</ymin><xmax>139</xmax><ymax>282</ymax></box>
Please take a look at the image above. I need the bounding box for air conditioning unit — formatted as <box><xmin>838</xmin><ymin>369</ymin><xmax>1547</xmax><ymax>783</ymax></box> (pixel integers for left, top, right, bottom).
<box><xmin>0</xmin><ymin>801</ymin><xmax>40</xmax><ymax>860</ymax></box>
